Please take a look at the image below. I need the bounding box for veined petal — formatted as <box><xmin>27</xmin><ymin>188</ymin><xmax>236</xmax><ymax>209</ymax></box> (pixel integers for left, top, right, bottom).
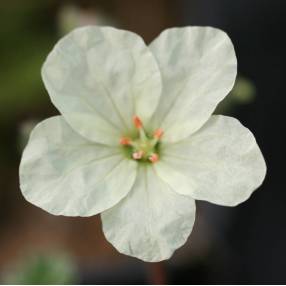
<box><xmin>19</xmin><ymin>116</ymin><xmax>137</xmax><ymax>216</ymax></box>
<box><xmin>149</xmin><ymin>26</ymin><xmax>237</xmax><ymax>143</ymax></box>
<box><xmin>42</xmin><ymin>26</ymin><xmax>162</xmax><ymax>145</ymax></box>
<box><xmin>155</xmin><ymin>115</ymin><xmax>266</xmax><ymax>206</ymax></box>
<box><xmin>101</xmin><ymin>165</ymin><xmax>196</xmax><ymax>262</ymax></box>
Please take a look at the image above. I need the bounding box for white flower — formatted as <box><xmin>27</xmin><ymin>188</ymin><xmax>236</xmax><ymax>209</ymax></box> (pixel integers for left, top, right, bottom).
<box><xmin>19</xmin><ymin>26</ymin><xmax>266</xmax><ymax>262</ymax></box>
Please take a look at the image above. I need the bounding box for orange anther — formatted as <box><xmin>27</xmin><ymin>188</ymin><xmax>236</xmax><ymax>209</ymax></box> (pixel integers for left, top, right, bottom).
<box><xmin>133</xmin><ymin>115</ymin><xmax>142</xmax><ymax>129</ymax></box>
<box><xmin>132</xmin><ymin>150</ymin><xmax>144</xmax><ymax>160</ymax></box>
<box><xmin>149</xmin><ymin>153</ymin><xmax>159</xmax><ymax>163</ymax></box>
<box><xmin>120</xmin><ymin>137</ymin><xmax>131</xmax><ymax>145</ymax></box>
<box><xmin>154</xmin><ymin>128</ymin><xmax>163</xmax><ymax>139</ymax></box>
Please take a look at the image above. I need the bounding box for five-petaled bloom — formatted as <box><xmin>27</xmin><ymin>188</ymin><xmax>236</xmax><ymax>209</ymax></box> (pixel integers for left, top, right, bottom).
<box><xmin>19</xmin><ymin>26</ymin><xmax>266</xmax><ymax>262</ymax></box>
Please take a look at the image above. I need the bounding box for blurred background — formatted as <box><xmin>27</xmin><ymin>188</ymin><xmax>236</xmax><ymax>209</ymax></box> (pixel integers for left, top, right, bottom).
<box><xmin>0</xmin><ymin>0</ymin><xmax>285</xmax><ymax>284</ymax></box>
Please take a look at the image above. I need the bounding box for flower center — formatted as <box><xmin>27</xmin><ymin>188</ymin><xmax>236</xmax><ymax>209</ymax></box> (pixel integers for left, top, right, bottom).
<box><xmin>119</xmin><ymin>116</ymin><xmax>163</xmax><ymax>163</ymax></box>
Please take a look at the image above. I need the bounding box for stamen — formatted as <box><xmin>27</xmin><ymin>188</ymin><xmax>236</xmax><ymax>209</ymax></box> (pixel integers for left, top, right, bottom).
<box><xmin>154</xmin><ymin>128</ymin><xmax>163</xmax><ymax>139</ymax></box>
<box><xmin>133</xmin><ymin>115</ymin><xmax>142</xmax><ymax>129</ymax></box>
<box><xmin>119</xmin><ymin>137</ymin><xmax>131</xmax><ymax>146</ymax></box>
<box><xmin>149</xmin><ymin>153</ymin><xmax>159</xmax><ymax>163</ymax></box>
<box><xmin>132</xmin><ymin>150</ymin><xmax>144</xmax><ymax>160</ymax></box>
<box><xmin>133</xmin><ymin>115</ymin><xmax>147</xmax><ymax>140</ymax></box>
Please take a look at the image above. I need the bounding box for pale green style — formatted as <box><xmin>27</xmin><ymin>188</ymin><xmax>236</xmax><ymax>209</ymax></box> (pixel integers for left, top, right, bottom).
<box><xmin>19</xmin><ymin>26</ymin><xmax>266</xmax><ymax>262</ymax></box>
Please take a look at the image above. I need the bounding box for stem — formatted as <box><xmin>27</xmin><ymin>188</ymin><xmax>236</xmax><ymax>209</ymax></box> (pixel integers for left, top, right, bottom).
<box><xmin>148</xmin><ymin>262</ymin><xmax>167</xmax><ymax>284</ymax></box>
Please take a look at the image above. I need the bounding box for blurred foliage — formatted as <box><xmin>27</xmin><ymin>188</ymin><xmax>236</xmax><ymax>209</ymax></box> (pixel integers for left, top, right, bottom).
<box><xmin>1</xmin><ymin>252</ymin><xmax>77</xmax><ymax>284</ymax></box>
<box><xmin>231</xmin><ymin>76</ymin><xmax>256</xmax><ymax>103</ymax></box>
<box><xmin>0</xmin><ymin>0</ymin><xmax>57</xmax><ymax>121</ymax></box>
<box><xmin>215</xmin><ymin>76</ymin><xmax>256</xmax><ymax>114</ymax></box>
<box><xmin>17</xmin><ymin>119</ymin><xmax>38</xmax><ymax>152</ymax></box>
<box><xmin>58</xmin><ymin>4</ymin><xmax>117</xmax><ymax>35</ymax></box>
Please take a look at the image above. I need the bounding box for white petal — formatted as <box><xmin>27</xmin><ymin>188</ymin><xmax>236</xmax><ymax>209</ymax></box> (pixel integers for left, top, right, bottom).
<box><xmin>19</xmin><ymin>116</ymin><xmax>137</xmax><ymax>216</ymax></box>
<box><xmin>155</xmin><ymin>115</ymin><xmax>266</xmax><ymax>206</ymax></box>
<box><xmin>101</xmin><ymin>165</ymin><xmax>196</xmax><ymax>262</ymax></box>
<box><xmin>149</xmin><ymin>26</ymin><xmax>237</xmax><ymax>143</ymax></box>
<box><xmin>42</xmin><ymin>26</ymin><xmax>162</xmax><ymax>145</ymax></box>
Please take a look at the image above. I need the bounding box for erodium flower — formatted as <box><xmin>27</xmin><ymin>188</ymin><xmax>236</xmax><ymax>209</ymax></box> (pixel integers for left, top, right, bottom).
<box><xmin>19</xmin><ymin>26</ymin><xmax>266</xmax><ymax>262</ymax></box>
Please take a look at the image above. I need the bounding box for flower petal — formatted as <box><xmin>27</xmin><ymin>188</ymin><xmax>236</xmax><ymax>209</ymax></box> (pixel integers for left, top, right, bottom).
<box><xmin>101</xmin><ymin>165</ymin><xmax>196</xmax><ymax>262</ymax></box>
<box><xmin>42</xmin><ymin>26</ymin><xmax>162</xmax><ymax>145</ymax></box>
<box><xmin>149</xmin><ymin>26</ymin><xmax>237</xmax><ymax>143</ymax></box>
<box><xmin>19</xmin><ymin>116</ymin><xmax>137</xmax><ymax>216</ymax></box>
<box><xmin>155</xmin><ymin>115</ymin><xmax>266</xmax><ymax>206</ymax></box>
